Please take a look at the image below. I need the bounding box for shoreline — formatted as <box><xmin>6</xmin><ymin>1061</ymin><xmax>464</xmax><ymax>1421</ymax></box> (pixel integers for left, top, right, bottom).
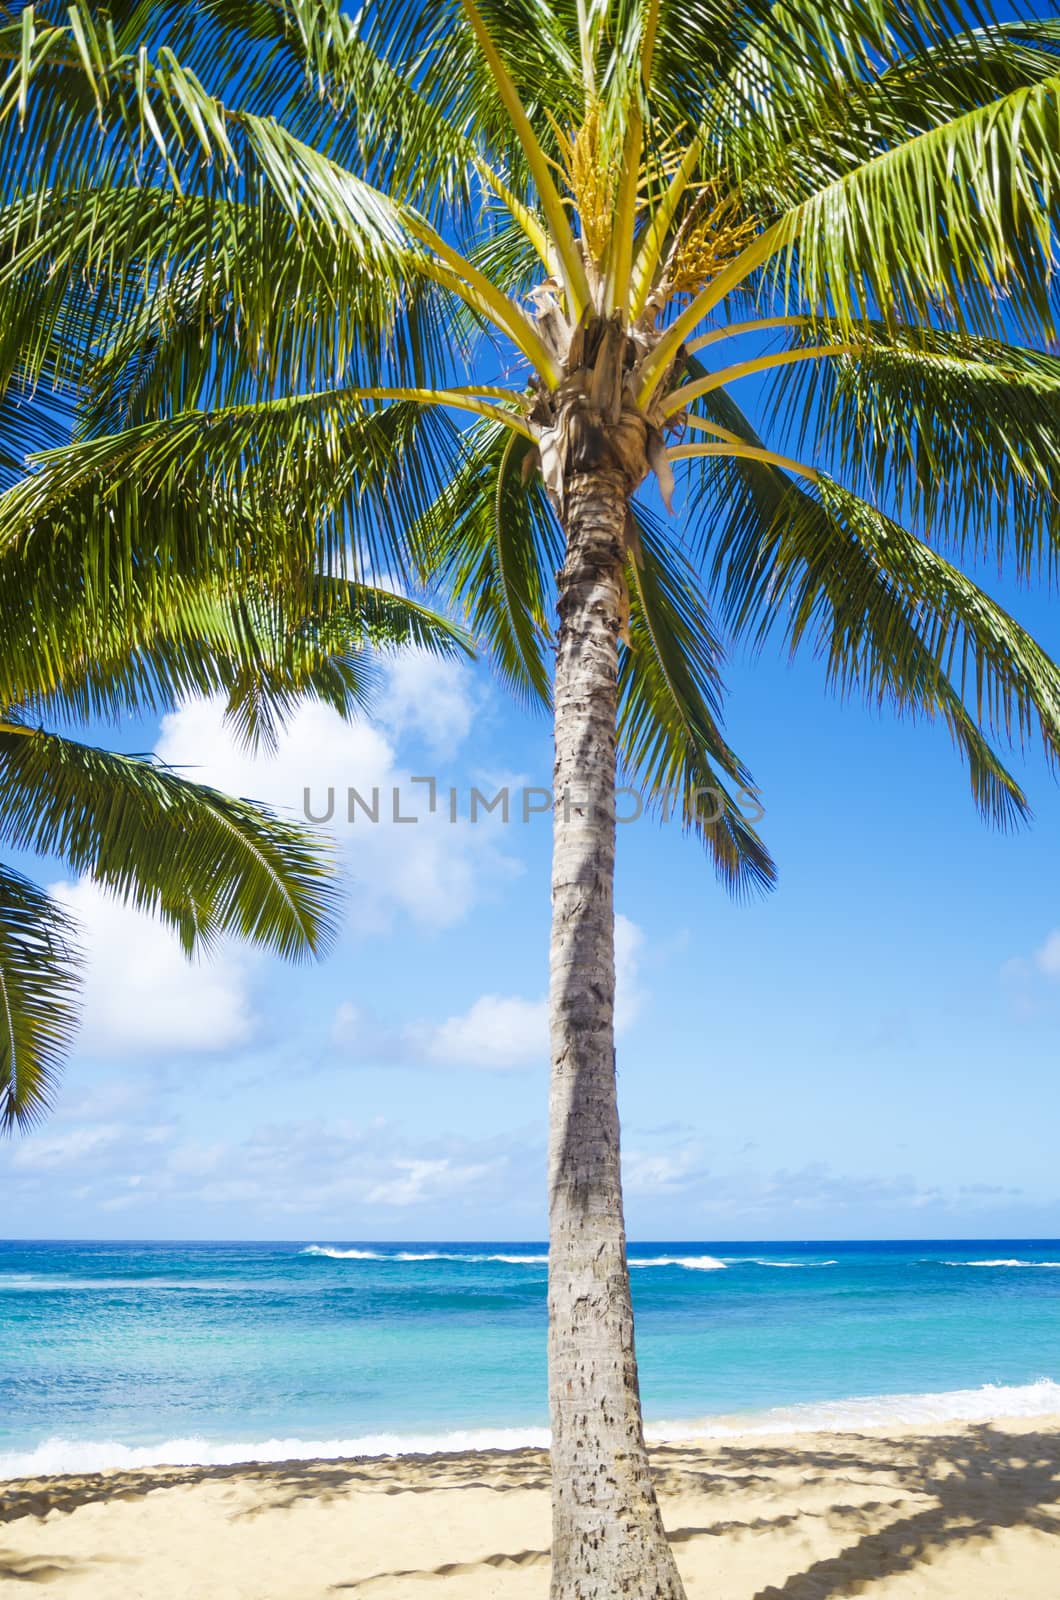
<box><xmin>6</xmin><ymin>1376</ymin><xmax>1060</xmax><ymax>1479</ymax></box>
<box><xmin>3</xmin><ymin>1416</ymin><xmax>1059</xmax><ymax>1597</ymax></box>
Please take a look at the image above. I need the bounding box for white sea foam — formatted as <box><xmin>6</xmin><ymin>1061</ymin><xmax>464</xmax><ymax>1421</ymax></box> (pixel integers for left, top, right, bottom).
<box><xmin>628</xmin><ymin>1256</ymin><xmax>727</xmax><ymax>1270</ymax></box>
<box><xmin>652</xmin><ymin>1378</ymin><xmax>1060</xmax><ymax>1440</ymax></box>
<box><xmin>0</xmin><ymin>1427</ymin><xmax>552</xmax><ymax>1479</ymax></box>
<box><xmin>300</xmin><ymin>1247</ymin><xmax>548</xmax><ymax>1265</ymax></box>
<box><xmin>940</xmin><ymin>1259</ymin><xmax>1060</xmax><ymax>1268</ymax></box>
<box><xmin>301</xmin><ymin>1247</ymin><xmax>388</xmax><ymax>1260</ymax></box>
<box><xmin>302</xmin><ymin>1249</ymin><xmax>727</xmax><ymax>1269</ymax></box>
<box><xmin>6</xmin><ymin>1380</ymin><xmax>1059</xmax><ymax>1479</ymax></box>
<box><xmin>0</xmin><ymin>1276</ymin><xmax>235</xmax><ymax>1292</ymax></box>
<box><xmin>724</xmin><ymin>1259</ymin><xmax>839</xmax><ymax>1268</ymax></box>
<box><xmin>298</xmin><ymin>1248</ymin><xmax>850</xmax><ymax>1271</ymax></box>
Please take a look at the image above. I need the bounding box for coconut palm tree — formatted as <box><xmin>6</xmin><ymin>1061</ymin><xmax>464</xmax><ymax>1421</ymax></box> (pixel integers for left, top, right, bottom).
<box><xmin>6</xmin><ymin>0</ymin><xmax>1060</xmax><ymax>1592</ymax></box>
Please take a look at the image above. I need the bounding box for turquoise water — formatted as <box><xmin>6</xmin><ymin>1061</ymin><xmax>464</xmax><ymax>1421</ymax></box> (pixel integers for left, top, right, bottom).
<box><xmin>2</xmin><ymin>1239</ymin><xmax>1059</xmax><ymax>1474</ymax></box>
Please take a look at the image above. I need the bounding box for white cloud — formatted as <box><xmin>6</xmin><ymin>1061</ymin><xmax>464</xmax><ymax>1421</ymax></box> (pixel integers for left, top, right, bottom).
<box><xmin>330</xmin><ymin>1002</ymin><xmax>361</xmax><ymax>1044</ymax></box>
<box><xmin>418</xmin><ymin>994</ymin><xmax>549</xmax><ymax>1070</ymax></box>
<box><xmin>622</xmin><ymin>1144</ymin><xmax>704</xmax><ymax>1195</ymax></box>
<box><xmin>51</xmin><ymin>880</ymin><xmax>254</xmax><ymax>1057</ymax></box>
<box><xmin>4</xmin><ymin>1089</ymin><xmax>1046</xmax><ymax>1237</ymax></box>
<box><xmin>43</xmin><ymin>657</ymin><xmax>517</xmax><ymax>1065</ymax></box>
<box><xmin>363</xmin><ymin>1156</ymin><xmax>501</xmax><ymax>1207</ymax></box>
<box><xmin>404</xmin><ymin>914</ymin><xmax>646</xmax><ymax>1070</ymax></box>
<box><xmin>373</xmin><ymin>651</ymin><xmax>478</xmax><ymax>751</ymax></box>
<box><xmin>2</xmin><ymin>1108</ymin><xmax>538</xmax><ymax>1223</ymax></box>
<box><xmin>614</xmin><ymin>913</ymin><xmax>645</xmax><ymax>1031</ymax></box>
<box><xmin>1001</xmin><ymin>929</ymin><xmax>1060</xmax><ymax>1016</ymax></box>
<box><xmin>1035</xmin><ymin>930</ymin><xmax>1060</xmax><ymax>978</ymax></box>
<box><xmin>155</xmin><ymin>661</ymin><xmax>518</xmax><ymax>933</ymax></box>
<box><xmin>12</xmin><ymin>1125</ymin><xmax>125</xmax><ymax>1171</ymax></box>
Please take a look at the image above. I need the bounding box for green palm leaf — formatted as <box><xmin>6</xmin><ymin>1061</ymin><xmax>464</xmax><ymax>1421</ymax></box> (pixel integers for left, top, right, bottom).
<box><xmin>6</xmin><ymin>577</ymin><xmax>468</xmax><ymax>750</ymax></box>
<box><xmin>770</xmin><ymin>71</ymin><xmax>1060</xmax><ymax>337</ymax></box>
<box><xmin>0</xmin><ymin>396</ymin><xmax>462</xmax><ymax>635</ymax></box>
<box><xmin>619</xmin><ymin>507</ymin><xmax>775</xmax><ymax>894</ymax></box>
<box><xmin>0</xmin><ymin>720</ymin><xmax>340</xmax><ymax>956</ymax></box>
<box><xmin>0</xmin><ymin>867</ymin><xmax>80</xmax><ymax>1133</ymax></box>
<box><xmin>768</xmin><ymin>325</ymin><xmax>1060</xmax><ymax>573</ymax></box>
<box><xmin>708</xmin><ymin>470</ymin><xmax>1060</xmax><ymax>826</ymax></box>
<box><xmin>424</xmin><ymin>420</ymin><xmax>559</xmax><ymax>707</ymax></box>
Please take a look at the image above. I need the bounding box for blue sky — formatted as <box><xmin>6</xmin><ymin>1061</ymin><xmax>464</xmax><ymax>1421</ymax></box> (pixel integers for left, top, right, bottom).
<box><xmin>5</xmin><ymin>557</ymin><xmax>1060</xmax><ymax>1242</ymax></box>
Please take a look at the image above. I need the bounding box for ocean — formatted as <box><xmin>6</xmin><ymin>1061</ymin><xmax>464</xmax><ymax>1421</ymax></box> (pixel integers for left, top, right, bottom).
<box><xmin>2</xmin><ymin>1238</ymin><xmax>1059</xmax><ymax>1477</ymax></box>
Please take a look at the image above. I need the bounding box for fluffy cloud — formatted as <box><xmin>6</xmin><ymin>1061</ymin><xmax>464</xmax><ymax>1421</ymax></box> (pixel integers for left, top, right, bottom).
<box><xmin>330</xmin><ymin>1001</ymin><xmax>362</xmax><ymax>1045</ymax></box>
<box><xmin>8</xmin><ymin>1096</ymin><xmax>1042</xmax><ymax>1236</ymax></box>
<box><xmin>1033</xmin><ymin>930</ymin><xmax>1060</xmax><ymax>978</ymax></box>
<box><xmin>622</xmin><ymin>1143</ymin><xmax>705</xmax><ymax>1195</ymax></box>
<box><xmin>614</xmin><ymin>913</ymin><xmax>645</xmax><ymax>1031</ymax></box>
<box><xmin>617</xmin><ymin>1143</ymin><xmax>1040</xmax><ymax>1237</ymax></box>
<box><xmin>379</xmin><ymin>913</ymin><xmax>647</xmax><ymax>1071</ymax></box>
<box><xmin>363</xmin><ymin>1156</ymin><xmax>503</xmax><ymax>1207</ymax></box>
<box><xmin>418</xmin><ymin>994</ymin><xmax>549</xmax><ymax>1070</ymax></box>
<box><xmin>1001</xmin><ymin>928</ymin><xmax>1060</xmax><ymax>1014</ymax></box>
<box><xmin>155</xmin><ymin>659</ymin><xmax>519</xmax><ymax>933</ymax></box>
<box><xmin>373</xmin><ymin>651</ymin><xmax>478</xmax><ymax>751</ymax></box>
<box><xmin>51</xmin><ymin>879</ymin><xmax>255</xmax><ymax>1056</ymax></box>
<box><xmin>46</xmin><ymin>656</ymin><xmax>523</xmax><ymax>1064</ymax></box>
<box><xmin>11</xmin><ymin>1124</ymin><xmax>128</xmax><ymax>1171</ymax></box>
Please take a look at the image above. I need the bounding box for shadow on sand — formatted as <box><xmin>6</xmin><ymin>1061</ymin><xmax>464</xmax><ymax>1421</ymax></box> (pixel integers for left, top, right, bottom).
<box><xmin>1</xmin><ymin>1425</ymin><xmax>1058</xmax><ymax>1594</ymax></box>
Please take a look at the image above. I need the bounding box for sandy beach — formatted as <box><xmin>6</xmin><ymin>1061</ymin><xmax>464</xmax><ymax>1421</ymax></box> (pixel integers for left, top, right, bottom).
<box><xmin>2</xmin><ymin>1417</ymin><xmax>1058</xmax><ymax>1597</ymax></box>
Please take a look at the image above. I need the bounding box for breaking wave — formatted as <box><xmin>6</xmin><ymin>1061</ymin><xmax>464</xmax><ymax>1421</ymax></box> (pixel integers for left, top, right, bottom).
<box><xmin>7</xmin><ymin>1379</ymin><xmax>1060</xmax><ymax>1479</ymax></box>
<box><xmin>655</xmin><ymin>1378</ymin><xmax>1060</xmax><ymax>1440</ymax></box>
<box><xmin>301</xmin><ymin>1249</ymin><xmax>842</xmax><ymax>1272</ymax></box>
<box><xmin>300</xmin><ymin>1247</ymin><xmax>548</xmax><ymax>1264</ymax></box>
<box><xmin>303</xmin><ymin>1248</ymin><xmax>735</xmax><ymax>1270</ymax></box>
<box><xmin>939</xmin><ymin>1259</ymin><xmax>1060</xmax><ymax>1268</ymax></box>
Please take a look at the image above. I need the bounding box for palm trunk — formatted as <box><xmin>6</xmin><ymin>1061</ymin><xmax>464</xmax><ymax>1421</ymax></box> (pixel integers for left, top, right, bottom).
<box><xmin>547</xmin><ymin>463</ymin><xmax>686</xmax><ymax>1599</ymax></box>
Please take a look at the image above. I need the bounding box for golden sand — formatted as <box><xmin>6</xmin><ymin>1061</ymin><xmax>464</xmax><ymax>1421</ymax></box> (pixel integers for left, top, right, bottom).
<box><xmin>2</xmin><ymin>1417</ymin><xmax>1058</xmax><ymax>1596</ymax></box>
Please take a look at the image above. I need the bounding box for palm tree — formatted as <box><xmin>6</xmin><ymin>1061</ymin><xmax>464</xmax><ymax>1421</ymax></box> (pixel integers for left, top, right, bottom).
<box><xmin>6</xmin><ymin>0</ymin><xmax>1060</xmax><ymax>1592</ymax></box>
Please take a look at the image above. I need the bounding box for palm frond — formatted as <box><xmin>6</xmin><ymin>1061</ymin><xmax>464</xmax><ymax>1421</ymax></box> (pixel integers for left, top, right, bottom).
<box><xmin>0</xmin><ymin>396</ymin><xmax>463</xmax><ymax>651</ymax></box>
<box><xmin>0</xmin><ymin>867</ymin><xmax>80</xmax><ymax>1134</ymax></box>
<box><xmin>767</xmin><ymin>323</ymin><xmax>1060</xmax><ymax>575</ymax></box>
<box><xmin>0</xmin><ymin>721</ymin><xmax>340</xmax><ymax>957</ymax></box>
<box><xmin>421</xmin><ymin>420</ymin><xmax>559</xmax><ymax>707</ymax></box>
<box><xmin>619</xmin><ymin>505</ymin><xmax>775</xmax><ymax>895</ymax></box>
<box><xmin>219</xmin><ymin>579</ymin><xmax>472</xmax><ymax>750</ymax></box>
<box><xmin>708</xmin><ymin>10</ymin><xmax>1048</xmax><ymax>178</ymax></box>
<box><xmin>707</xmin><ymin>469</ymin><xmax>1060</xmax><ymax>826</ymax></box>
<box><xmin>768</xmin><ymin>70</ymin><xmax>1060</xmax><ymax>339</ymax></box>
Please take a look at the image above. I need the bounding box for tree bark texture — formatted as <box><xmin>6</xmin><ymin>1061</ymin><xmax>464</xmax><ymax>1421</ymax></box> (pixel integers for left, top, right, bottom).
<box><xmin>547</xmin><ymin>463</ymin><xmax>687</xmax><ymax>1599</ymax></box>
